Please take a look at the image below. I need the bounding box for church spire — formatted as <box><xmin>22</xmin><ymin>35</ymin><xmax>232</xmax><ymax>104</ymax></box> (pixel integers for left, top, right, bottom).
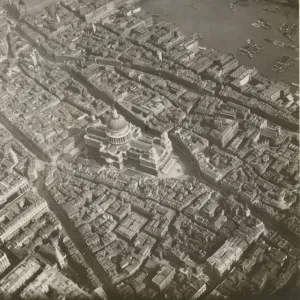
<box><xmin>52</xmin><ymin>238</ymin><xmax>66</xmax><ymax>269</ymax></box>
<box><xmin>245</xmin><ymin>199</ymin><xmax>251</xmax><ymax>217</ymax></box>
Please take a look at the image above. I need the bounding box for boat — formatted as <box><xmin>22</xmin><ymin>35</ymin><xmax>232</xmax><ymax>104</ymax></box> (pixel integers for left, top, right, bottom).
<box><xmin>251</xmin><ymin>22</ymin><xmax>260</xmax><ymax>28</ymax></box>
<box><xmin>279</xmin><ymin>56</ymin><xmax>290</xmax><ymax>64</ymax></box>
<box><xmin>264</xmin><ymin>38</ymin><xmax>273</xmax><ymax>43</ymax></box>
<box><xmin>239</xmin><ymin>48</ymin><xmax>248</xmax><ymax>54</ymax></box>
<box><xmin>284</xmin><ymin>44</ymin><xmax>297</xmax><ymax>50</ymax></box>
<box><xmin>261</xmin><ymin>22</ymin><xmax>272</xmax><ymax>29</ymax></box>
<box><xmin>273</xmin><ymin>41</ymin><xmax>284</xmax><ymax>46</ymax></box>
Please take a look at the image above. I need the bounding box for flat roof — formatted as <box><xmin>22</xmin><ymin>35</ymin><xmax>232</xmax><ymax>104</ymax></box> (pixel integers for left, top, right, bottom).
<box><xmin>116</xmin><ymin>212</ymin><xmax>147</xmax><ymax>240</ymax></box>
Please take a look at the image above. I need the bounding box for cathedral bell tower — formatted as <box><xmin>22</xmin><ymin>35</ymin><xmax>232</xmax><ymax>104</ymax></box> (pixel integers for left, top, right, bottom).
<box><xmin>160</xmin><ymin>132</ymin><xmax>172</xmax><ymax>151</ymax></box>
<box><xmin>149</xmin><ymin>146</ymin><xmax>159</xmax><ymax>164</ymax></box>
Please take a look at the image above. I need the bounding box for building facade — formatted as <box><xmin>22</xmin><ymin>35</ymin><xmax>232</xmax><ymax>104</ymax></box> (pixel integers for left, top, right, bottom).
<box><xmin>0</xmin><ymin>192</ymin><xmax>49</xmax><ymax>243</ymax></box>
<box><xmin>0</xmin><ymin>251</ymin><xmax>10</xmax><ymax>275</ymax></box>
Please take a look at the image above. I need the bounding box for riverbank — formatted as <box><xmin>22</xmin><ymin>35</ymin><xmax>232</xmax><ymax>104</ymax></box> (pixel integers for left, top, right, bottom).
<box><xmin>140</xmin><ymin>0</ymin><xmax>299</xmax><ymax>85</ymax></box>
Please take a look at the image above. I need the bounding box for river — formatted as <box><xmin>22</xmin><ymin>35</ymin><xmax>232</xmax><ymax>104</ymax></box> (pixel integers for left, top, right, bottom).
<box><xmin>140</xmin><ymin>0</ymin><xmax>299</xmax><ymax>85</ymax></box>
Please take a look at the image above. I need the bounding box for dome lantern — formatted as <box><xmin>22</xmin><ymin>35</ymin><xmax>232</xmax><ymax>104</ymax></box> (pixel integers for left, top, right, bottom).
<box><xmin>106</xmin><ymin>106</ymin><xmax>132</xmax><ymax>145</ymax></box>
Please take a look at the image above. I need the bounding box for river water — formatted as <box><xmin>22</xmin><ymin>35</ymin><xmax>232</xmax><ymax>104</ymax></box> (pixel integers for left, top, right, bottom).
<box><xmin>140</xmin><ymin>0</ymin><xmax>299</xmax><ymax>85</ymax></box>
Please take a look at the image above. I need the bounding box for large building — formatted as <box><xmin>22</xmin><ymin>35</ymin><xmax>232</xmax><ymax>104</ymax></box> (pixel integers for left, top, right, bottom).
<box><xmin>0</xmin><ymin>192</ymin><xmax>49</xmax><ymax>243</ymax></box>
<box><xmin>0</xmin><ymin>256</ymin><xmax>41</xmax><ymax>297</ymax></box>
<box><xmin>84</xmin><ymin>107</ymin><xmax>173</xmax><ymax>175</ymax></box>
<box><xmin>152</xmin><ymin>264</ymin><xmax>176</xmax><ymax>291</ymax></box>
<box><xmin>21</xmin><ymin>265</ymin><xmax>91</xmax><ymax>300</ymax></box>
<box><xmin>210</xmin><ymin>118</ymin><xmax>239</xmax><ymax>148</ymax></box>
<box><xmin>205</xmin><ymin>236</ymin><xmax>247</xmax><ymax>278</ymax></box>
<box><xmin>116</xmin><ymin>212</ymin><xmax>147</xmax><ymax>241</ymax></box>
<box><xmin>10</xmin><ymin>0</ymin><xmax>61</xmax><ymax>16</ymax></box>
<box><xmin>205</xmin><ymin>216</ymin><xmax>265</xmax><ymax>278</ymax></box>
<box><xmin>0</xmin><ymin>171</ymin><xmax>28</xmax><ymax>206</ymax></box>
<box><xmin>0</xmin><ymin>251</ymin><xmax>10</xmax><ymax>275</ymax></box>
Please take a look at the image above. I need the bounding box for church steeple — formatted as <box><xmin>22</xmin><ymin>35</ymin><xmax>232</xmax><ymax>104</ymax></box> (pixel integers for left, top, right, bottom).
<box><xmin>51</xmin><ymin>238</ymin><xmax>66</xmax><ymax>269</ymax></box>
<box><xmin>245</xmin><ymin>200</ymin><xmax>251</xmax><ymax>217</ymax></box>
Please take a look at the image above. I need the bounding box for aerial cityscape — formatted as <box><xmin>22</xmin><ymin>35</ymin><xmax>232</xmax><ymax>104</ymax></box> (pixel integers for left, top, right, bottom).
<box><xmin>0</xmin><ymin>0</ymin><xmax>299</xmax><ymax>300</ymax></box>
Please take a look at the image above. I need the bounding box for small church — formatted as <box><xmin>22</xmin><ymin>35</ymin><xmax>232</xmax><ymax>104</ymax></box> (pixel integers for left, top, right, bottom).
<box><xmin>84</xmin><ymin>106</ymin><xmax>173</xmax><ymax>176</ymax></box>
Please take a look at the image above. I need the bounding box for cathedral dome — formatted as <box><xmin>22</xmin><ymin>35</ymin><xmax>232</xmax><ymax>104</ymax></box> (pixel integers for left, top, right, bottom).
<box><xmin>106</xmin><ymin>107</ymin><xmax>132</xmax><ymax>145</ymax></box>
<box><xmin>107</xmin><ymin>108</ymin><xmax>128</xmax><ymax>132</ymax></box>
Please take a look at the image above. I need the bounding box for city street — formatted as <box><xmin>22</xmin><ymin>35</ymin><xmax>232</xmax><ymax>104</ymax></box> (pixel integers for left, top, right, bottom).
<box><xmin>34</xmin><ymin>171</ymin><xmax>119</xmax><ymax>299</ymax></box>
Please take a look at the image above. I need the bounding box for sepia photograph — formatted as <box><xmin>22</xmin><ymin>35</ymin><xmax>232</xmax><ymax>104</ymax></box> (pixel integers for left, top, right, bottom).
<box><xmin>0</xmin><ymin>0</ymin><xmax>299</xmax><ymax>300</ymax></box>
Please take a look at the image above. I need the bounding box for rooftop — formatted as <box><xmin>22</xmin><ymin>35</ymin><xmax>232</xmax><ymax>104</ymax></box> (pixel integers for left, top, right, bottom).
<box><xmin>116</xmin><ymin>212</ymin><xmax>147</xmax><ymax>240</ymax></box>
